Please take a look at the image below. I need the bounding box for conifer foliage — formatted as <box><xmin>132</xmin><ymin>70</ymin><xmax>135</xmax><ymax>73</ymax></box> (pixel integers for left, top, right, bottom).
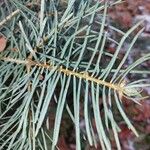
<box><xmin>0</xmin><ymin>0</ymin><xmax>150</xmax><ymax>149</ymax></box>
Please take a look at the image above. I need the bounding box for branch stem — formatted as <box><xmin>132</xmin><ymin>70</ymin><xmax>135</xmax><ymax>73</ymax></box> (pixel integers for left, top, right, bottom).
<box><xmin>0</xmin><ymin>9</ymin><xmax>20</xmax><ymax>27</ymax></box>
<box><xmin>1</xmin><ymin>57</ymin><xmax>124</xmax><ymax>93</ymax></box>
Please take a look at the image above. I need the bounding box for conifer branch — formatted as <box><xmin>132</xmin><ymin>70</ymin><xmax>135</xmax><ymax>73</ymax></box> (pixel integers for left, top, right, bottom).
<box><xmin>1</xmin><ymin>57</ymin><xmax>125</xmax><ymax>94</ymax></box>
<box><xmin>0</xmin><ymin>9</ymin><xmax>20</xmax><ymax>27</ymax></box>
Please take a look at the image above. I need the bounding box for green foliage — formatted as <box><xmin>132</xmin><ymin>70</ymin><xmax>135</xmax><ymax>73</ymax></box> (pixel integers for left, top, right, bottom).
<box><xmin>0</xmin><ymin>0</ymin><xmax>150</xmax><ymax>149</ymax></box>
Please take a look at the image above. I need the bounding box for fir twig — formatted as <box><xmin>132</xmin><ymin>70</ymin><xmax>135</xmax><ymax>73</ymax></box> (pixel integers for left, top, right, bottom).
<box><xmin>0</xmin><ymin>9</ymin><xmax>20</xmax><ymax>27</ymax></box>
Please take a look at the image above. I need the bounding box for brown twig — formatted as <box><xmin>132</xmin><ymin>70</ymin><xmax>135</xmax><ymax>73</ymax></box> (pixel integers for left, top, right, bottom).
<box><xmin>1</xmin><ymin>57</ymin><xmax>147</xmax><ymax>101</ymax></box>
<box><xmin>0</xmin><ymin>9</ymin><xmax>20</xmax><ymax>28</ymax></box>
<box><xmin>1</xmin><ymin>57</ymin><xmax>124</xmax><ymax>93</ymax></box>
